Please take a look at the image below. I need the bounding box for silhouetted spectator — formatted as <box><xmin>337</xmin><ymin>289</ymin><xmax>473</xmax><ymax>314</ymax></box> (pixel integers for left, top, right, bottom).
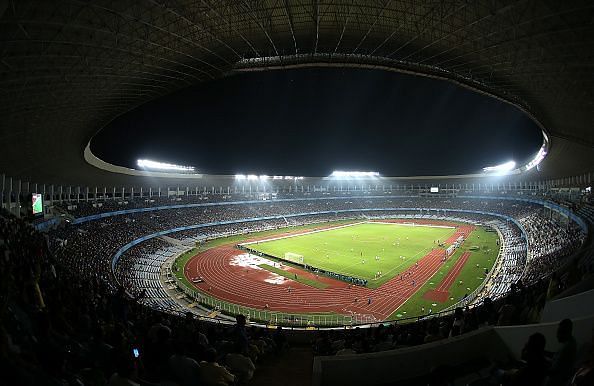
<box><xmin>547</xmin><ymin>319</ymin><xmax>577</xmax><ymax>386</ymax></box>
<box><xmin>199</xmin><ymin>348</ymin><xmax>235</xmax><ymax>386</ymax></box>
<box><xmin>225</xmin><ymin>342</ymin><xmax>256</xmax><ymax>383</ymax></box>
<box><xmin>168</xmin><ymin>340</ymin><xmax>201</xmax><ymax>386</ymax></box>
<box><xmin>511</xmin><ymin>332</ymin><xmax>550</xmax><ymax>386</ymax></box>
<box><xmin>109</xmin><ymin>354</ymin><xmax>139</xmax><ymax>386</ymax></box>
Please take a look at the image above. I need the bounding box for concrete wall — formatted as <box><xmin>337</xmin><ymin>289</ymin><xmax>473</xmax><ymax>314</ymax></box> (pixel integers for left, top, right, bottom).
<box><xmin>312</xmin><ymin>328</ymin><xmax>511</xmax><ymax>386</ymax></box>
<box><xmin>541</xmin><ymin>289</ymin><xmax>594</xmax><ymax>323</ymax></box>
<box><xmin>495</xmin><ymin>314</ymin><xmax>594</xmax><ymax>359</ymax></box>
<box><xmin>313</xmin><ymin>315</ymin><xmax>594</xmax><ymax>386</ymax></box>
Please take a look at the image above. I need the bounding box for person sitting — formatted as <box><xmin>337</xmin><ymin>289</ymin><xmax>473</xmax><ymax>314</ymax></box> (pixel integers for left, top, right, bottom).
<box><xmin>225</xmin><ymin>342</ymin><xmax>256</xmax><ymax>384</ymax></box>
<box><xmin>547</xmin><ymin>319</ymin><xmax>577</xmax><ymax>386</ymax></box>
<box><xmin>108</xmin><ymin>354</ymin><xmax>140</xmax><ymax>386</ymax></box>
<box><xmin>510</xmin><ymin>332</ymin><xmax>550</xmax><ymax>386</ymax></box>
<box><xmin>199</xmin><ymin>348</ymin><xmax>235</xmax><ymax>386</ymax></box>
<box><xmin>336</xmin><ymin>340</ymin><xmax>357</xmax><ymax>356</ymax></box>
<box><xmin>168</xmin><ymin>340</ymin><xmax>201</xmax><ymax>386</ymax></box>
<box><xmin>570</xmin><ymin>326</ymin><xmax>594</xmax><ymax>385</ymax></box>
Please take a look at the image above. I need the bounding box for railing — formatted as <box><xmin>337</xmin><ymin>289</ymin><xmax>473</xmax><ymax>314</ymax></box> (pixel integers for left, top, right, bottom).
<box><xmin>168</xmin><ymin>264</ymin><xmax>373</xmax><ymax>327</ymax></box>
<box><xmin>458</xmin><ymin>224</ymin><xmax>505</xmax><ymax>307</ymax></box>
<box><xmin>169</xmin><ymin>262</ymin><xmax>472</xmax><ymax>329</ymax></box>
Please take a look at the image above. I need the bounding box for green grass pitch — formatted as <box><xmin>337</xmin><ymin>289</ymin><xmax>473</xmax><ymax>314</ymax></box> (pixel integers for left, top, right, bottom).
<box><xmin>246</xmin><ymin>222</ymin><xmax>457</xmax><ymax>289</ymax></box>
<box><xmin>391</xmin><ymin>228</ymin><xmax>499</xmax><ymax>319</ymax></box>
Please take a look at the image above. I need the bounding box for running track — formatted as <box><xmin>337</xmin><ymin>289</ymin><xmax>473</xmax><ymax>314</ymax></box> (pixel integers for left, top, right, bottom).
<box><xmin>184</xmin><ymin>222</ymin><xmax>475</xmax><ymax>321</ymax></box>
<box><xmin>424</xmin><ymin>252</ymin><xmax>472</xmax><ymax>303</ymax></box>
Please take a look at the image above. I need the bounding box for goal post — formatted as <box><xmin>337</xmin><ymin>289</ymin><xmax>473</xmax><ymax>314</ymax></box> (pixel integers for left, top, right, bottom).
<box><xmin>284</xmin><ymin>252</ymin><xmax>304</xmax><ymax>264</ymax></box>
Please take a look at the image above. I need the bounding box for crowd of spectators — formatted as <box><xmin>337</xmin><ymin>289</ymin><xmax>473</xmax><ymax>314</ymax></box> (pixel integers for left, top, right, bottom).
<box><xmin>56</xmin><ymin>185</ymin><xmax>593</xmax><ymax>219</ymax></box>
<box><xmin>313</xmin><ymin>278</ymin><xmax>551</xmax><ymax>356</ymax></box>
<box><xmin>114</xmin><ymin>238</ymin><xmax>172</xmax><ymax>299</ymax></box>
<box><xmin>56</xmin><ymin>195</ymin><xmax>236</xmax><ymax>218</ymax></box>
<box><xmin>57</xmin><ymin>195</ymin><xmax>545</xmax><ymax>219</ymax></box>
<box><xmin>44</xmin><ymin>197</ymin><xmax>586</xmax><ymax>318</ymax></box>
<box><xmin>1</xmin><ymin>209</ymin><xmax>290</xmax><ymax>386</ymax></box>
<box><xmin>520</xmin><ymin>213</ymin><xmax>585</xmax><ymax>284</ymax></box>
<box><xmin>1</xmin><ymin>193</ymin><xmax>592</xmax><ymax>385</ymax></box>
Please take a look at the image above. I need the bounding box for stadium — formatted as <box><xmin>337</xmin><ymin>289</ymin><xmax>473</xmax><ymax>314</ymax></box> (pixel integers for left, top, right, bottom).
<box><xmin>1</xmin><ymin>1</ymin><xmax>593</xmax><ymax>386</ymax></box>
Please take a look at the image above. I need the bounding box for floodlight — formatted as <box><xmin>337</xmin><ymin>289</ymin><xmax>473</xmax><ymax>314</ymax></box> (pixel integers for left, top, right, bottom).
<box><xmin>524</xmin><ymin>147</ymin><xmax>547</xmax><ymax>171</ymax></box>
<box><xmin>137</xmin><ymin>159</ymin><xmax>195</xmax><ymax>172</ymax></box>
<box><xmin>235</xmin><ymin>174</ymin><xmax>246</xmax><ymax>180</ymax></box>
<box><xmin>482</xmin><ymin>161</ymin><xmax>516</xmax><ymax>173</ymax></box>
<box><xmin>272</xmin><ymin>176</ymin><xmax>284</xmax><ymax>180</ymax></box>
<box><xmin>247</xmin><ymin>175</ymin><xmax>258</xmax><ymax>180</ymax></box>
<box><xmin>259</xmin><ymin>175</ymin><xmax>269</xmax><ymax>180</ymax></box>
<box><xmin>330</xmin><ymin>171</ymin><xmax>380</xmax><ymax>177</ymax></box>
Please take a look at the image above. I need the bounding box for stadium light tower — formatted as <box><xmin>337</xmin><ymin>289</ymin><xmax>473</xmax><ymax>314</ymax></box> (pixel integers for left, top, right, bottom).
<box><xmin>330</xmin><ymin>171</ymin><xmax>380</xmax><ymax>178</ymax></box>
<box><xmin>137</xmin><ymin>159</ymin><xmax>195</xmax><ymax>172</ymax></box>
<box><xmin>482</xmin><ymin>161</ymin><xmax>516</xmax><ymax>175</ymax></box>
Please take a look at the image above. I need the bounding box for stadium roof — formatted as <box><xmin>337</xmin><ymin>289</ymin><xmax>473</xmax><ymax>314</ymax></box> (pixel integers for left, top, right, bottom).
<box><xmin>0</xmin><ymin>0</ymin><xmax>593</xmax><ymax>186</ymax></box>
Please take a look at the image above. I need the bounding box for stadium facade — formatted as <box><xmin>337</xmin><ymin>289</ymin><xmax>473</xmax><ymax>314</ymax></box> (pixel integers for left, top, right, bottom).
<box><xmin>0</xmin><ymin>1</ymin><xmax>593</xmax><ymax>188</ymax></box>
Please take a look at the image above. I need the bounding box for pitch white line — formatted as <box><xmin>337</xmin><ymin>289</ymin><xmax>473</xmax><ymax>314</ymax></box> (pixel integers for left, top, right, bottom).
<box><xmin>239</xmin><ymin>221</ymin><xmax>366</xmax><ymax>246</ymax></box>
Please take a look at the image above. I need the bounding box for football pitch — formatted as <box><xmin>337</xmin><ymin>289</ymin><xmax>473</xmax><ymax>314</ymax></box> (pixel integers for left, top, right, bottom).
<box><xmin>246</xmin><ymin>222</ymin><xmax>457</xmax><ymax>288</ymax></box>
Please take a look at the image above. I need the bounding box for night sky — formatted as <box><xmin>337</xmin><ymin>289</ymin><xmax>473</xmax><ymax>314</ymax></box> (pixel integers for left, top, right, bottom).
<box><xmin>91</xmin><ymin>68</ymin><xmax>543</xmax><ymax>177</ymax></box>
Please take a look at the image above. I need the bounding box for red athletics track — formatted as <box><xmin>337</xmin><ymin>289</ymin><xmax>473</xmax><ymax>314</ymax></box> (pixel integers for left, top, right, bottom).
<box><xmin>424</xmin><ymin>252</ymin><xmax>472</xmax><ymax>303</ymax></box>
<box><xmin>184</xmin><ymin>222</ymin><xmax>475</xmax><ymax>321</ymax></box>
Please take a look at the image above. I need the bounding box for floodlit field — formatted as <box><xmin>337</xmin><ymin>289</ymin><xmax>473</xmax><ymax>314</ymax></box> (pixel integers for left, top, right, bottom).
<box><xmin>392</xmin><ymin>227</ymin><xmax>499</xmax><ymax>319</ymax></box>
<box><xmin>246</xmin><ymin>222</ymin><xmax>456</xmax><ymax>288</ymax></box>
<box><xmin>181</xmin><ymin>220</ymin><xmax>501</xmax><ymax>324</ymax></box>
